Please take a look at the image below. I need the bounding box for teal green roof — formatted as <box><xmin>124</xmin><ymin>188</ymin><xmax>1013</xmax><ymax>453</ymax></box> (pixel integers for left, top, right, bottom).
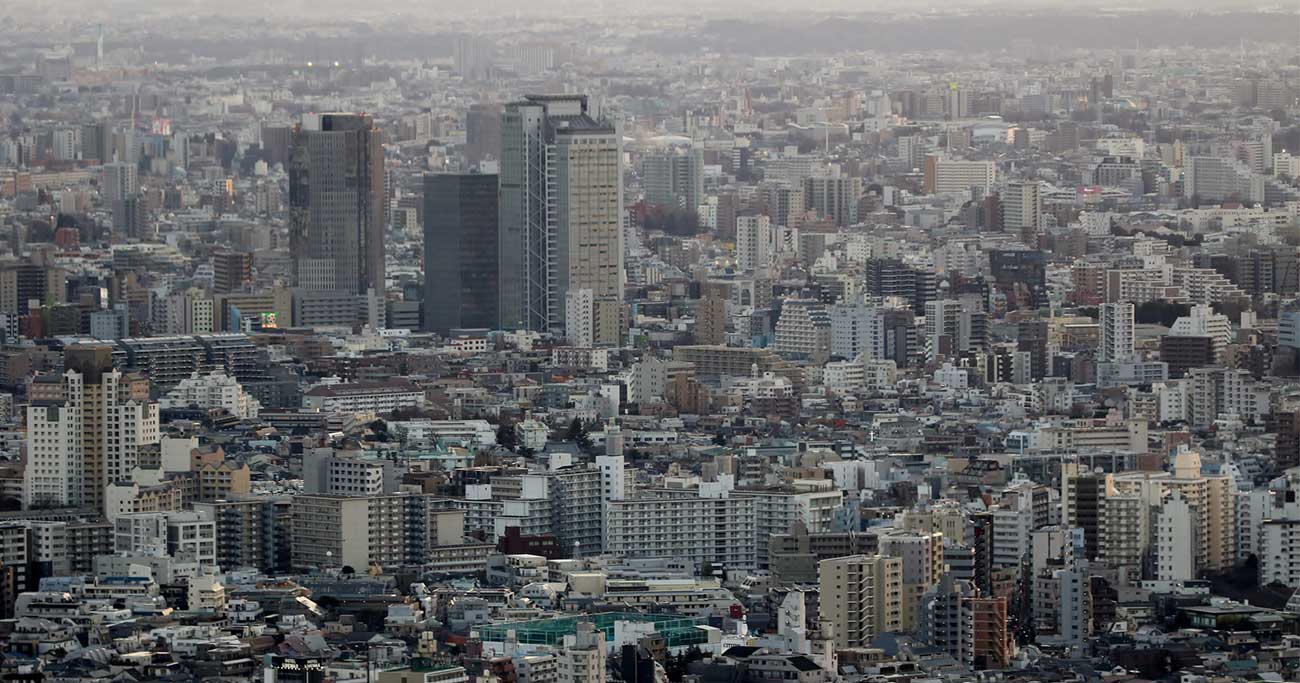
<box><xmin>477</xmin><ymin>612</ymin><xmax>707</xmax><ymax>647</ymax></box>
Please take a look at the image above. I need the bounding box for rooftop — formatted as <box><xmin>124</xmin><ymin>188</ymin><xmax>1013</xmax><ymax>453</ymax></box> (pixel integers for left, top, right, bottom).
<box><xmin>475</xmin><ymin>611</ymin><xmax>707</xmax><ymax>647</ymax></box>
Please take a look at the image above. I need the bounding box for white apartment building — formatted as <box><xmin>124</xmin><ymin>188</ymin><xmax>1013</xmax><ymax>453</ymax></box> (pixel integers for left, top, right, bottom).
<box><xmin>1186</xmin><ymin>368</ymin><xmax>1270</xmax><ymax>428</ymax></box>
<box><xmin>564</xmin><ymin>288</ymin><xmax>595</xmax><ymax>348</ymax></box>
<box><xmin>1168</xmin><ymin>304</ymin><xmax>1232</xmax><ymax>362</ymax></box>
<box><xmin>1154</xmin><ymin>493</ymin><xmax>1196</xmax><ymax>582</ymax></box>
<box><xmin>736</xmin><ymin>215</ymin><xmax>774</xmax><ymax>273</ymax></box>
<box><xmin>557</xmin><ymin>622</ymin><xmax>606</xmax><ymax>683</ymax></box>
<box><xmin>1098</xmin><ymin>490</ymin><xmax>1147</xmax><ymax>580</ymax></box>
<box><xmin>604</xmin><ymin>483</ymin><xmax>842</xmax><ymax>571</ymax></box>
<box><xmin>115</xmin><ymin>511</ymin><xmax>217</xmax><ymax>567</ymax></box>
<box><xmin>392</xmin><ymin>419</ymin><xmax>497</xmax><ymax>448</ymax></box>
<box><xmin>160</xmin><ymin>371</ymin><xmax>261</xmax><ymax>419</ymax></box>
<box><xmin>1109</xmin><ymin>451</ymin><xmax>1237</xmax><ymax>575</ymax></box>
<box><xmin>302</xmin><ymin>380</ymin><xmax>425</xmax><ymax>414</ymax></box>
<box><xmin>830</xmin><ymin>301</ymin><xmax>891</xmax><ymax>360</ymax></box>
<box><xmin>774</xmin><ymin>299</ymin><xmax>831</xmax><ymax>363</ymax></box>
<box><xmin>605</xmin><ymin>491</ymin><xmax>759</xmax><ymax>569</ymax></box>
<box><xmin>1098</xmin><ymin>302</ymin><xmax>1134</xmax><ymax>363</ymax></box>
<box><xmin>24</xmin><ymin>348</ymin><xmax>161</xmax><ymax>512</ymax></box>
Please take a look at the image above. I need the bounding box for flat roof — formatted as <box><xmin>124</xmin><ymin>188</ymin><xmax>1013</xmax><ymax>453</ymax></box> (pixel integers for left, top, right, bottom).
<box><xmin>476</xmin><ymin>611</ymin><xmax>706</xmax><ymax>647</ymax></box>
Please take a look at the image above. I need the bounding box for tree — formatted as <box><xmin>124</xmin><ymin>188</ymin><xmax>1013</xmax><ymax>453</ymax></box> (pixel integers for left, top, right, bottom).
<box><xmin>565</xmin><ymin>418</ymin><xmax>592</xmax><ymax>450</ymax></box>
<box><xmin>642</xmin><ymin>206</ymin><xmax>702</xmax><ymax>236</ymax></box>
<box><xmin>1135</xmin><ymin>300</ymin><xmax>1190</xmax><ymax>327</ymax></box>
<box><xmin>712</xmin><ymin>431</ymin><xmax>727</xmax><ymax>446</ymax></box>
<box><xmin>496</xmin><ymin>421</ymin><xmax>517</xmax><ymax>451</ymax></box>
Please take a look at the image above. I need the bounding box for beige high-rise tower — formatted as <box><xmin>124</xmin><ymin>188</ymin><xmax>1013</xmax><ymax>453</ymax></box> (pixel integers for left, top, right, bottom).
<box><xmin>818</xmin><ymin>554</ymin><xmax>903</xmax><ymax>649</ymax></box>
<box><xmin>500</xmin><ymin>95</ymin><xmax>624</xmax><ymax>344</ymax></box>
<box><xmin>24</xmin><ymin>345</ymin><xmax>160</xmax><ymax>512</ymax></box>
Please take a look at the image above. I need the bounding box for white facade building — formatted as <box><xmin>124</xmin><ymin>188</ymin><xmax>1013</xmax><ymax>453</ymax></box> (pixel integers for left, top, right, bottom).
<box><xmin>736</xmin><ymin>215</ymin><xmax>774</xmax><ymax>273</ymax></box>
<box><xmin>160</xmin><ymin>371</ymin><xmax>261</xmax><ymax>419</ymax></box>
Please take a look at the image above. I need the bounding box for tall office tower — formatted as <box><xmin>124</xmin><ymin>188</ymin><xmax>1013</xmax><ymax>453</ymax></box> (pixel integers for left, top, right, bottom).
<box><xmin>804</xmin><ymin>173</ymin><xmax>863</xmax><ymax>227</ymax></box>
<box><xmin>818</xmin><ymin>554</ymin><xmax>904</xmax><ymax>649</ymax></box>
<box><xmin>1099</xmin><ymin>302</ymin><xmax>1135</xmax><ymax>363</ymax></box>
<box><xmin>424</xmin><ymin>173</ymin><xmax>500</xmax><ymax>335</ymax></box>
<box><xmin>24</xmin><ymin>345</ymin><xmax>160</xmax><ymax>512</ymax></box>
<box><xmin>259</xmin><ymin>124</ymin><xmax>292</xmax><ymax>168</ymax></box>
<box><xmin>499</xmin><ymin>95</ymin><xmax>624</xmax><ymax>343</ymax></box>
<box><xmin>1002</xmin><ymin>181</ymin><xmax>1043</xmax><ymax>247</ymax></box>
<box><xmin>212</xmin><ymin>250</ymin><xmax>254</xmax><ymax>294</ymax></box>
<box><xmin>465</xmin><ymin>103</ymin><xmax>503</xmax><ymax>167</ymax></box>
<box><xmin>102</xmin><ymin>162</ymin><xmax>136</xmax><ymax>203</ymax></box>
<box><xmin>735</xmin><ymin>215</ymin><xmax>774</xmax><ymax>273</ymax></box>
<box><xmin>642</xmin><ymin>145</ymin><xmax>704</xmax><ymax>211</ymax></box>
<box><xmin>288</xmin><ymin>113</ymin><xmax>385</xmax><ymax>296</ymax></box>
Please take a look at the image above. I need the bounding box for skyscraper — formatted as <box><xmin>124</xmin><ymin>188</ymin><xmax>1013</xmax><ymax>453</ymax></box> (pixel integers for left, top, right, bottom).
<box><xmin>24</xmin><ymin>345</ymin><xmax>160</xmax><ymax>512</ymax></box>
<box><xmin>423</xmin><ymin>172</ymin><xmax>499</xmax><ymax>335</ymax></box>
<box><xmin>260</xmin><ymin>124</ymin><xmax>292</xmax><ymax>168</ymax></box>
<box><xmin>465</xmin><ymin>103</ymin><xmax>503</xmax><ymax>167</ymax></box>
<box><xmin>499</xmin><ymin>95</ymin><xmax>623</xmax><ymax>343</ymax></box>
<box><xmin>288</xmin><ymin>113</ymin><xmax>385</xmax><ymax>297</ymax></box>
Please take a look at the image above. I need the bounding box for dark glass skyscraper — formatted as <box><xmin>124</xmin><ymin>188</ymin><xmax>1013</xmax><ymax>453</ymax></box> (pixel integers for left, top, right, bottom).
<box><xmin>288</xmin><ymin>113</ymin><xmax>385</xmax><ymax>296</ymax></box>
<box><xmin>423</xmin><ymin>173</ymin><xmax>499</xmax><ymax>335</ymax></box>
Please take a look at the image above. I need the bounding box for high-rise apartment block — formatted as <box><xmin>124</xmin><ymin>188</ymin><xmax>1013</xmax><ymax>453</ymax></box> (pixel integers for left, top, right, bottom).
<box><xmin>923</xmin><ymin>156</ymin><xmax>996</xmax><ymax>194</ymax></box>
<box><xmin>1099</xmin><ymin>302</ymin><xmax>1135</xmax><ymax>363</ymax></box>
<box><xmin>643</xmin><ymin>145</ymin><xmax>703</xmax><ymax>211</ymax></box>
<box><xmin>24</xmin><ymin>345</ymin><xmax>160</xmax><ymax>512</ymax></box>
<box><xmin>819</xmin><ymin>554</ymin><xmax>903</xmax><ymax>649</ymax></box>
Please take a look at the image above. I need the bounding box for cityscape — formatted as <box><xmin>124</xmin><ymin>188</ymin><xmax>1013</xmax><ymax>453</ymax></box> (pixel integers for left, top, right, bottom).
<box><xmin>0</xmin><ymin>3</ymin><xmax>1299</xmax><ymax>683</ymax></box>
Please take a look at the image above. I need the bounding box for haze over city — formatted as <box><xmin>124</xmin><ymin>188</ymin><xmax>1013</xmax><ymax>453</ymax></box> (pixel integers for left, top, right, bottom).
<box><xmin>0</xmin><ymin>3</ymin><xmax>1296</xmax><ymax>683</ymax></box>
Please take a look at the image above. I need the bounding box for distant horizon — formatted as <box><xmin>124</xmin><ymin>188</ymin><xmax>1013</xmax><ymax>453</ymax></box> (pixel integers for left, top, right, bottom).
<box><xmin>2</xmin><ymin>2</ymin><xmax>1296</xmax><ymax>27</ymax></box>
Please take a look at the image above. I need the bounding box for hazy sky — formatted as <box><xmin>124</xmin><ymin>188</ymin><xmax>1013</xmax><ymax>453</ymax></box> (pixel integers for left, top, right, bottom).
<box><xmin>8</xmin><ymin>0</ymin><xmax>1298</xmax><ymax>24</ymax></box>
